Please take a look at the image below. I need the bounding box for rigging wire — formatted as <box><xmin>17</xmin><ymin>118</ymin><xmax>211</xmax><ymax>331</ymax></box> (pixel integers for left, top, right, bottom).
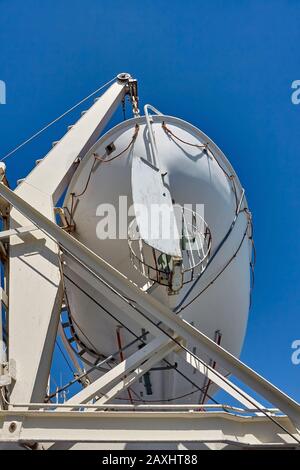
<box><xmin>58</xmin><ymin>255</ymin><xmax>111</xmax><ymax>364</ymax></box>
<box><xmin>175</xmin><ymin>208</ymin><xmax>251</xmax><ymax>312</ymax></box>
<box><xmin>161</xmin><ymin>121</ymin><xmax>254</xmax><ymax>313</ymax></box>
<box><xmin>55</xmin><ymin>339</ymin><xmax>74</xmax><ymax>374</ymax></box>
<box><xmin>2</xmin><ymin>192</ymin><xmax>265</xmax><ymax>423</ymax></box>
<box><xmin>162</xmin><ymin>121</ymin><xmax>233</xmax><ymax>180</ymax></box>
<box><xmin>48</xmin><ymin>338</ymin><xmax>138</xmax><ymax>400</ymax></box>
<box><xmin>116</xmin><ymin>326</ymin><xmax>134</xmax><ymax>404</ymax></box>
<box><xmin>94</xmin><ymin>123</ymin><xmax>139</xmax><ymax>163</ymax></box>
<box><xmin>61</xmin><ymin>270</ymin><xmax>221</xmax><ymax>407</ymax></box>
<box><xmin>3</xmin><ymin>176</ymin><xmax>293</xmax><ymax>440</ymax></box>
<box><xmin>58</xmin><ymin>269</ymin><xmax>200</xmax><ymax>403</ymax></box>
<box><xmin>63</xmin><ymin>300</ymin><xmax>106</xmax><ymax>361</ymax></box>
<box><xmin>60</xmin><ymin>253</ymin><xmax>300</xmax><ymax>444</ymax></box>
<box><xmin>115</xmin><ymin>388</ymin><xmax>200</xmax><ymax>403</ymax></box>
<box><xmin>176</xmin><ymin>218</ymin><xmax>250</xmax><ymax>313</ymax></box>
<box><xmin>0</xmin><ymin>76</ymin><xmax>117</xmax><ymax>162</ymax></box>
<box><xmin>58</xmin><ymin>239</ymin><xmax>244</xmax><ymax>405</ymax></box>
<box><xmin>68</xmin><ymin>124</ymin><xmax>139</xmax><ymax>224</ymax></box>
<box><xmin>2</xmin><ymin>94</ymin><xmax>291</xmax><ymax>438</ymax></box>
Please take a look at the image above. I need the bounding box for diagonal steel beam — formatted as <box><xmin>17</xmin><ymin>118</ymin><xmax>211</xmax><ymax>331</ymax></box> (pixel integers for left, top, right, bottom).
<box><xmin>1</xmin><ymin>183</ymin><xmax>299</xmax><ymax>428</ymax></box>
<box><xmin>92</xmin><ymin>341</ymin><xmax>179</xmax><ymax>407</ymax></box>
<box><xmin>61</xmin><ymin>335</ymin><xmax>178</xmax><ymax>411</ymax></box>
<box><xmin>6</xmin><ymin>78</ymin><xmax>130</xmax><ymax>406</ymax></box>
<box><xmin>63</xmin><ymin>265</ymin><xmax>264</xmax><ymax>411</ymax></box>
<box><xmin>178</xmin><ymin>350</ymin><xmax>263</xmax><ymax>410</ymax></box>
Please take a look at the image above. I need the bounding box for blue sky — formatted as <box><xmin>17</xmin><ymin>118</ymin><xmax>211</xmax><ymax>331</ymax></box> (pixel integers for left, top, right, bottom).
<box><xmin>0</xmin><ymin>0</ymin><xmax>299</xmax><ymax>404</ymax></box>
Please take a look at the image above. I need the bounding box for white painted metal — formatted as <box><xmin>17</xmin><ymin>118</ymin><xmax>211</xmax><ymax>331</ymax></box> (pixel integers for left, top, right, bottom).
<box><xmin>131</xmin><ymin>155</ymin><xmax>181</xmax><ymax>257</ymax></box>
<box><xmin>7</xmin><ymin>77</ymin><xmax>129</xmax><ymax>405</ymax></box>
<box><xmin>59</xmin><ymin>263</ymin><xmax>266</xmax><ymax>412</ymax></box>
<box><xmin>57</xmin><ymin>320</ymin><xmax>83</xmax><ymax>375</ymax></box>
<box><xmin>132</xmin><ymin>103</ymin><xmax>181</xmax><ymax>258</ymax></box>
<box><xmin>92</xmin><ymin>341</ymin><xmax>178</xmax><ymax>406</ymax></box>
<box><xmin>1</xmin><ymin>74</ymin><xmax>299</xmax><ymax>449</ymax></box>
<box><xmin>0</xmin><ymin>225</ymin><xmax>37</xmax><ymax>241</ymax></box>
<box><xmin>63</xmin><ymin>114</ymin><xmax>251</xmax><ymax>403</ymax></box>
<box><xmin>62</xmin><ymin>335</ymin><xmax>178</xmax><ymax>410</ymax></box>
<box><xmin>0</xmin><ymin>410</ymin><xmax>299</xmax><ymax>448</ymax></box>
<box><xmin>1</xmin><ymin>184</ymin><xmax>299</xmax><ymax>429</ymax></box>
<box><xmin>0</xmin><ymin>403</ymin><xmax>282</xmax><ymax>412</ymax></box>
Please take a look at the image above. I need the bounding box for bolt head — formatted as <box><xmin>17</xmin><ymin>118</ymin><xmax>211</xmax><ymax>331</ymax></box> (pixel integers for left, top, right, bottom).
<box><xmin>117</xmin><ymin>73</ymin><xmax>131</xmax><ymax>82</ymax></box>
<box><xmin>9</xmin><ymin>422</ymin><xmax>17</xmax><ymax>433</ymax></box>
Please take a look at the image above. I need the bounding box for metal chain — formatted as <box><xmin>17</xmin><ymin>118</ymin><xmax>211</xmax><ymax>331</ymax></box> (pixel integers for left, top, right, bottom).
<box><xmin>129</xmin><ymin>82</ymin><xmax>140</xmax><ymax>117</ymax></box>
<box><xmin>131</xmin><ymin>95</ymin><xmax>140</xmax><ymax>117</ymax></box>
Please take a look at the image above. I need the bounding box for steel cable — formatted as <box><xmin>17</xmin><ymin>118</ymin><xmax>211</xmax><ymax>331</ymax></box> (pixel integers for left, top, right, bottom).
<box><xmin>0</xmin><ymin>76</ymin><xmax>117</xmax><ymax>162</ymax></box>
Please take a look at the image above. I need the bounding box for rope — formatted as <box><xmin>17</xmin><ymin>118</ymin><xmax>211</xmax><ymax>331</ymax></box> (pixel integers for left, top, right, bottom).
<box><xmin>162</xmin><ymin>121</ymin><xmax>241</xmax><ymax>212</ymax></box>
<box><xmin>55</xmin><ymin>339</ymin><xmax>74</xmax><ymax>374</ymax></box>
<box><xmin>68</xmin><ymin>124</ymin><xmax>139</xmax><ymax>224</ymax></box>
<box><xmin>61</xmin><ymin>270</ymin><xmax>220</xmax><ymax>407</ymax></box>
<box><xmin>175</xmin><ymin>220</ymin><xmax>249</xmax><ymax>313</ymax></box>
<box><xmin>74</xmin><ymin>123</ymin><xmax>139</xmax><ymax>198</ymax></box>
<box><xmin>115</xmin><ymin>388</ymin><xmax>200</xmax><ymax>403</ymax></box>
<box><xmin>94</xmin><ymin>123</ymin><xmax>139</xmax><ymax>163</ymax></box>
<box><xmin>58</xmin><ymin>255</ymin><xmax>108</xmax><ymax>360</ymax></box>
<box><xmin>175</xmin><ymin>207</ymin><xmax>250</xmax><ymax>311</ymax></box>
<box><xmin>0</xmin><ymin>76</ymin><xmax>117</xmax><ymax>162</ymax></box>
<box><xmin>68</xmin><ymin>263</ymin><xmax>299</xmax><ymax>442</ymax></box>
<box><xmin>14</xmin><ymin>216</ymin><xmax>294</xmax><ymax>439</ymax></box>
<box><xmin>59</xmin><ymin>238</ymin><xmax>300</xmax><ymax>443</ymax></box>
<box><xmin>162</xmin><ymin>121</ymin><xmax>207</xmax><ymax>149</ymax></box>
<box><xmin>162</xmin><ymin>121</ymin><xmax>234</xmax><ymax>180</ymax></box>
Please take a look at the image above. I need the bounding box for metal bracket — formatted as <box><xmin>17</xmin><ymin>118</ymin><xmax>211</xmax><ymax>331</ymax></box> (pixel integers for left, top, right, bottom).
<box><xmin>0</xmin><ymin>359</ymin><xmax>16</xmax><ymax>387</ymax></box>
<box><xmin>0</xmin><ymin>225</ymin><xmax>38</xmax><ymax>242</ymax></box>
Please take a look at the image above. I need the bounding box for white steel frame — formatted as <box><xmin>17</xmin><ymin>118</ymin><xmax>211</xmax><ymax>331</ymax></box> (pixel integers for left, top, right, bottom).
<box><xmin>0</xmin><ymin>74</ymin><xmax>299</xmax><ymax>449</ymax></box>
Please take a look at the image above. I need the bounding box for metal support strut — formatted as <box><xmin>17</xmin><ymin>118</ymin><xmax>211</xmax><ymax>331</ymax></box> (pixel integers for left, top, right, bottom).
<box><xmin>0</xmin><ymin>74</ymin><xmax>299</xmax><ymax>449</ymax></box>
